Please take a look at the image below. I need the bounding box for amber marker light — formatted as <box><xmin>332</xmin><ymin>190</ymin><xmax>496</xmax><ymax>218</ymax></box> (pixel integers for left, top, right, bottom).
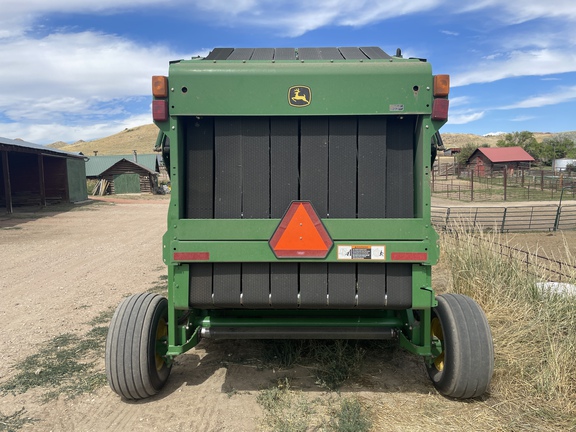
<box><xmin>433</xmin><ymin>74</ymin><xmax>450</xmax><ymax>97</ymax></box>
<box><xmin>152</xmin><ymin>75</ymin><xmax>168</xmax><ymax>98</ymax></box>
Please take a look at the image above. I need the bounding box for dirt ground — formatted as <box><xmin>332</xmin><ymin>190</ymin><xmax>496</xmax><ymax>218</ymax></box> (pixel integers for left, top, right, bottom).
<box><xmin>0</xmin><ymin>197</ymin><xmax>571</xmax><ymax>431</ymax></box>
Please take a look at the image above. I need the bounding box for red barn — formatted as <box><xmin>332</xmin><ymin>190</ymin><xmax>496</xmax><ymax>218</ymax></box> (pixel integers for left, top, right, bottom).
<box><xmin>467</xmin><ymin>146</ymin><xmax>534</xmax><ymax>177</ymax></box>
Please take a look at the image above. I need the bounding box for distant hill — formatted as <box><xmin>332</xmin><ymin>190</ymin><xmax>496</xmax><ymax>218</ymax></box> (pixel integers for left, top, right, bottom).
<box><xmin>48</xmin><ymin>141</ymin><xmax>70</xmax><ymax>149</ymax></box>
<box><xmin>48</xmin><ymin>124</ymin><xmax>159</xmax><ymax>156</ymax></box>
<box><xmin>47</xmin><ymin>124</ymin><xmax>571</xmax><ymax>156</ymax></box>
<box><xmin>441</xmin><ymin>132</ymin><xmax>554</xmax><ymax>149</ymax></box>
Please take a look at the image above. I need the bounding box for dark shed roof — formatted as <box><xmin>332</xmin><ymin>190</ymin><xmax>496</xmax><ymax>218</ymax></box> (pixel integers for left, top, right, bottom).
<box><xmin>0</xmin><ymin>137</ymin><xmax>85</xmax><ymax>159</ymax></box>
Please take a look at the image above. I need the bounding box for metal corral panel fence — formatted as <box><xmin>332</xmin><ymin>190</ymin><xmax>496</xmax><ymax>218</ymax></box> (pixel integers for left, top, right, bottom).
<box><xmin>558</xmin><ymin>205</ymin><xmax>576</xmax><ymax>229</ymax></box>
<box><xmin>444</xmin><ymin>233</ymin><xmax>576</xmax><ymax>282</ymax></box>
<box><xmin>432</xmin><ymin>166</ymin><xmax>576</xmax><ymax>202</ymax></box>
<box><xmin>432</xmin><ymin>204</ymin><xmax>576</xmax><ymax>233</ymax></box>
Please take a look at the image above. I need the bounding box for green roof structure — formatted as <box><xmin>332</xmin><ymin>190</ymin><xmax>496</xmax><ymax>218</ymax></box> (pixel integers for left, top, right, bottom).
<box><xmin>85</xmin><ymin>154</ymin><xmax>159</xmax><ymax>177</ymax></box>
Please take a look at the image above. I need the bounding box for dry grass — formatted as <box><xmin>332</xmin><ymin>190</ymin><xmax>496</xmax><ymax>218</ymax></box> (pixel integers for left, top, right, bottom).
<box><xmin>257</xmin><ymin>378</ymin><xmax>372</xmax><ymax>432</ymax></box>
<box><xmin>439</xmin><ymin>228</ymin><xmax>576</xmax><ymax>430</ymax></box>
<box><xmin>50</xmin><ymin>124</ymin><xmax>159</xmax><ymax>155</ymax></box>
<box><xmin>440</xmin><ymin>132</ymin><xmax>555</xmax><ymax>149</ymax></box>
<box><xmin>0</xmin><ymin>308</ymin><xmax>113</xmax><ymax>403</ymax></box>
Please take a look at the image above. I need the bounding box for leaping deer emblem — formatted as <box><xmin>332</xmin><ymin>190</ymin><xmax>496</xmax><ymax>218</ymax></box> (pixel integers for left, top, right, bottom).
<box><xmin>288</xmin><ymin>86</ymin><xmax>311</xmax><ymax>106</ymax></box>
<box><xmin>291</xmin><ymin>88</ymin><xmax>309</xmax><ymax>103</ymax></box>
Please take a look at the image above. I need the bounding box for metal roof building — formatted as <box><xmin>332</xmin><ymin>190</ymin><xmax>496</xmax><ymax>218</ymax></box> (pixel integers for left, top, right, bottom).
<box><xmin>467</xmin><ymin>146</ymin><xmax>535</xmax><ymax>177</ymax></box>
<box><xmin>85</xmin><ymin>154</ymin><xmax>159</xmax><ymax>177</ymax></box>
<box><xmin>85</xmin><ymin>154</ymin><xmax>160</xmax><ymax>194</ymax></box>
<box><xmin>469</xmin><ymin>147</ymin><xmax>535</xmax><ymax>164</ymax></box>
<box><xmin>1</xmin><ymin>137</ymin><xmax>88</xmax><ymax>213</ymax></box>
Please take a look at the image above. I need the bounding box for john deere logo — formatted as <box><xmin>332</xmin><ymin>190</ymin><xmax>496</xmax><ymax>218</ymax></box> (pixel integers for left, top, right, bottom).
<box><xmin>288</xmin><ymin>86</ymin><xmax>311</xmax><ymax>107</ymax></box>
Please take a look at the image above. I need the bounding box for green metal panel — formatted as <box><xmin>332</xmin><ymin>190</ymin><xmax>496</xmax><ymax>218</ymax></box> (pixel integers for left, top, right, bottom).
<box><xmin>66</xmin><ymin>158</ymin><xmax>88</xmax><ymax>202</ymax></box>
<box><xmin>170</xmin><ymin>239</ymin><xmax>437</xmax><ymax>264</ymax></box>
<box><xmin>113</xmin><ymin>173</ymin><xmax>140</xmax><ymax>193</ymax></box>
<box><xmin>173</xmin><ymin>219</ymin><xmax>433</xmax><ymax>241</ymax></box>
<box><xmin>168</xmin><ymin>60</ymin><xmax>433</xmax><ymax>116</ymax></box>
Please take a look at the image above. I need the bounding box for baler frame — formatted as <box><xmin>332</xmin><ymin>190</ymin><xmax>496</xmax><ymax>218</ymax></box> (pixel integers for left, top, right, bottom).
<box><xmin>105</xmin><ymin>47</ymin><xmax>493</xmax><ymax>401</ymax></box>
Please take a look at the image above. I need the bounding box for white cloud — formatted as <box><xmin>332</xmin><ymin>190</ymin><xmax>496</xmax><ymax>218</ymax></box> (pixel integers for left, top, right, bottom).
<box><xmin>4</xmin><ymin>1</ymin><xmax>576</xmax><ymax>39</ymax></box>
<box><xmin>0</xmin><ymin>31</ymin><xmax>199</xmax><ymax>142</ymax></box>
<box><xmin>192</xmin><ymin>0</ymin><xmax>576</xmax><ymax>36</ymax></box>
<box><xmin>483</xmin><ymin>53</ymin><xmax>502</xmax><ymax>61</ymax></box>
<box><xmin>501</xmin><ymin>86</ymin><xmax>576</xmax><ymax>109</ymax></box>
<box><xmin>441</xmin><ymin>30</ymin><xmax>459</xmax><ymax>36</ymax></box>
<box><xmin>194</xmin><ymin>0</ymin><xmax>259</xmax><ymax>15</ymax></box>
<box><xmin>1</xmin><ymin>113</ymin><xmax>154</xmax><ymax>144</ymax></box>
<box><xmin>447</xmin><ymin>111</ymin><xmax>485</xmax><ymax>125</ymax></box>
<box><xmin>448</xmin><ymin>96</ymin><xmax>471</xmax><ymax>107</ymax></box>
<box><xmin>1</xmin><ymin>0</ymin><xmax>166</xmax><ymax>37</ymax></box>
<box><xmin>510</xmin><ymin>116</ymin><xmax>535</xmax><ymax>122</ymax></box>
<box><xmin>457</xmin><ymin>0</ymin><xmax>576</xmax><ymax>23</ymax></box>
<box><xmin>192</xmin><ymin>0</ymin><xmax>445</xmax><ymax>37</ymax></box>
<box><xmin>452</xmin><ymin>49</ymin><xmax>576</xmax><ymax>87</ymax></box>
<box><xmin>0</xmin><ymin>32</ymin><xmax>183</xmax><ymax>101</ymax></box>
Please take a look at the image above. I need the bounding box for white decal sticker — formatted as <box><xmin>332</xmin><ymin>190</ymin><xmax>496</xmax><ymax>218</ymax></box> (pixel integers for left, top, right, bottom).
<box><xmin>338</xmin><ymin>245</ymin><xmax>386</xmax><ymax>260</ymax></box>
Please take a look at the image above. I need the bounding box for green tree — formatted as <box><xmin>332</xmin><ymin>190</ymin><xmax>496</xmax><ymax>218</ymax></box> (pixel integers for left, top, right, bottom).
<box><xmin>529</xmin><ymin>134</ymin><xmax>576</xmax><ymax>166</ymax></box>
<box><xmin>496</xmin><ymin>131</ymin><xmax>538</xmax><ymax>150</ymax></box>
<box><xmin>524</xmin><ymin>140</ymin><xmax>546</xmax><ymax>162</ymax></box>
<box><xmin>540</xmin><ymin>136</ymin><xmax>576</xmax><ymax>164</ymax></box>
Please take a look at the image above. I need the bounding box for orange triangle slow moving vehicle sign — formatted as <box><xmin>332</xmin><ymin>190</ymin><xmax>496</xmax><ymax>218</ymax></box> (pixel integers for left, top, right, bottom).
<box><xmin>269</xmin><ymin>201</ymin><xmax>333</xmax><ymax>258</ymax></box>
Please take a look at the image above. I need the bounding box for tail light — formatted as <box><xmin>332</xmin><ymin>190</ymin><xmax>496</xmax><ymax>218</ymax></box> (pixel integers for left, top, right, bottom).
<box><xmin>432</xmin><ymin>99</ymin><xmax>449</xmax><ymax>121</ymax></box>
<box><xmin>153</xmin><ymin>100</ymin><xmax>168</xmax><ymax>121</ymax></box>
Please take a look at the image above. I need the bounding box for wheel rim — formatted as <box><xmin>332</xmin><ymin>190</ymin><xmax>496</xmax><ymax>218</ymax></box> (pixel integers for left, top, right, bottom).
<box><xmin>155</xmin><ymin>317</ymin><xmax>168</xmax><ymax>371</ymax></box>
<box><xmin>431</xmin><ymin>317</ymin><xmax>445</xmax><ymax>371</ymax></box>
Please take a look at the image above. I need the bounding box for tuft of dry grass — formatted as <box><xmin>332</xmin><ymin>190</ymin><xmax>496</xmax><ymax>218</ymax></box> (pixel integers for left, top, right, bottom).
<box><xmin>440</xmin><ymin>228</ymin><xmax>576</xmax><ymax>430</ymax></box>
<box><xmin>257</xmin><ymin>378</ymin><xmax>373</xmax><ymax>432</ymax></box>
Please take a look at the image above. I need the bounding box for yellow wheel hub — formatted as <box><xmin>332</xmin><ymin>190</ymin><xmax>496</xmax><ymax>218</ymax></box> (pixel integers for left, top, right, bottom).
<box><xmin>431</xmin><ymin>317</ymin><xmax>445</xmax><ymax>371</ymax></box>
<box><xmin>155</xmin><ymin>317</ymin><xmax>168</xmax><ymax>371</ymax></box>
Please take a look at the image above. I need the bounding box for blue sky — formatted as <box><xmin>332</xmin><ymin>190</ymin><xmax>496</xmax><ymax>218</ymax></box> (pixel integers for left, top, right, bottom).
<box><xmin>1</xmin><ymin>0</ymin><xmax>576</xmax><ymax>144</ymax></box>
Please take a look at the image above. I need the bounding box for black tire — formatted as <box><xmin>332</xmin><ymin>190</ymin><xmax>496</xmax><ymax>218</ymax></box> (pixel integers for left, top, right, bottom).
<box><xmin>426</xmin><ymin>293</ymin><xmax>494</xmax><ymax>399</ymax></box>
<box><xmin>105</xmin><ymin>293</ymin><xmax>171</xmax><ymax>400</ymax></box>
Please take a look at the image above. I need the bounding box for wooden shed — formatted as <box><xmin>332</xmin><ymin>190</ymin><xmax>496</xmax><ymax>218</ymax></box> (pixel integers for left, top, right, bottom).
<box><xmin>86</xmin><ymin>154</ymin><xmax>159</xmax><ymax>194</ymax></box>
<box><xmin>467</xmin><ymin>146</ymin><xmax>535</xmax><ymax>177</ymax></box>
<box><xmin>1</xmin><ymin>137</ymin><xmax>88</xmax><ymax>213</ymax></box>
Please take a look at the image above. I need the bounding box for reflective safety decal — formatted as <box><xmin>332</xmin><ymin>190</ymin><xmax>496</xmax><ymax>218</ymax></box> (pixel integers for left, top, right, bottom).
<box><xmin>173</xmin><ymin>252</ymin><xmax>210</xmax><ymax>261</ymax></box>
<box><xmin>270</xmin><ymin>201</ymin><xmax>332</xmax><ymax>258</ymax></box>
<box><xmin>391</xmin><ymin>252</ymin><xmax>428</xmax><ymax>261</ymax></box>
<box><xmin>337</xmin><ymin>245</ymin><xmax>385</xmax><ymax>261</ymax></box>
